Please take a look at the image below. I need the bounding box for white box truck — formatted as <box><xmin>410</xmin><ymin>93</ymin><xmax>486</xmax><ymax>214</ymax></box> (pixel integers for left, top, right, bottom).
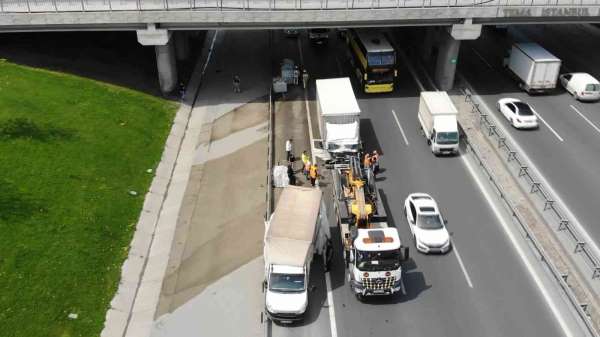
<box><xmin>264</xmin><ymin>186</ymin><xmax>327</xmax><ymax>324</ymax></box>
<box><xmin>418</xmin><ymin>91</ymin><xmax>459</xmax><ymax>155</ymax></box>
<box><xmin>504</xmin><ymin>42</ymin><xmax>561</xmax><ymax>93</ymax></box>
<box><xmin>316</xmin><ymin>77</ymin><xmax>361</xmax><ymax>155</ymax></box>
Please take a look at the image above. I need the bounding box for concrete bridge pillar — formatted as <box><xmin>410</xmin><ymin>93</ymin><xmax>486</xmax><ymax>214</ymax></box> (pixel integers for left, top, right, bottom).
<box><xmin>137</xmin><ymin>24</ymin><xmax>178</xmax><ymax>94</ymax></box>
<box><xmin>175</xmin><ymin>32</ymin><xmax>191</xmax><ymax>61</ymax></box>
<box><xmin>434</xmin><ymin>20</ymin><xmax>482</xmax><ymax>91</ymax></box>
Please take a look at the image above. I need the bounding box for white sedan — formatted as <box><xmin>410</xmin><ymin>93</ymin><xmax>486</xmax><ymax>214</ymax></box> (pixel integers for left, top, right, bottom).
<box><xmin>496</xmin><ymin>98</ymin><xmax>539</xmax><ymax>129</ymax></box>
<box><xmin>403</xmin><ymin>193</ymin><xmax>451</xmax><ymax>254</ymax></box>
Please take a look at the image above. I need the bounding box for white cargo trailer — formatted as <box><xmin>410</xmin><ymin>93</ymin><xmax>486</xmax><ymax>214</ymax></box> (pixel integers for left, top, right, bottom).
<box><xmin>505</xmin><ymin>43</ymin><xmax>561</xmax><ymax>93</ymax></box>
<box><xmin>263</xmin><ymin>186</ymin><xmax>326</xmax><ymax>324</ymax></box>
<box><xmin>418</xmin><ymin>91</ymin><xmax>459</xmax><ymax>155</ymax></box>
<box><xmin>316</xmin><ymin>77</ymin><xmax>361</xmax><ymax>154</ymax></box>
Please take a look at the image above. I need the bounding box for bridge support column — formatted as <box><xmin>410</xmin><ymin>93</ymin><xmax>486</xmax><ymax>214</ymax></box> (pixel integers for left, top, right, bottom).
<box><xmin>175</xmin><ymin>32</ymin><xmax>190</xmax><ymax>61</ymax></box>
<box><xmin>137</xmin><ymin>24</ymin><xmax>178</xmax><ymax>94</ymax></box>
<box><xmin>434</xmin><ymin>19</ymin><xmax>482</xmax><ymax>91</ymax></box>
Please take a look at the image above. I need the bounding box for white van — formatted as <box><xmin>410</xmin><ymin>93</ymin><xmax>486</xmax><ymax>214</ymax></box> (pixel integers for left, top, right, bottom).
<box><xmin>559</xmin><ymin>72</ymin><xmax>600</xmax><ymax>101</ymax></box>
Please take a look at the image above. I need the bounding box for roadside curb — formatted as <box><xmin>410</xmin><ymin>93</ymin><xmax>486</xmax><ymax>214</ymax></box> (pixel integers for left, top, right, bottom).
<box><xmin>100</xmin><ymin>30</ymin><xmax>217</xmax><ymax>337</ymax></box>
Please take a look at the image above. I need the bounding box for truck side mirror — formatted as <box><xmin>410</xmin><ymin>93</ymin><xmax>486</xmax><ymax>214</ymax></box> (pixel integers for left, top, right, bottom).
<box><xmin>444</xmin><ymin>219</ymin><xmax>448</xmax><ymax>225</ymax></box>
<box><xmin>402</xmin><ymin>247</ymin><xmax>410</xmax><ymax>261</ymax></box>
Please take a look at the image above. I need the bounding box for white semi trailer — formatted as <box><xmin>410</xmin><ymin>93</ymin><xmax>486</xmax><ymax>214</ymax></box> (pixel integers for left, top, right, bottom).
<box><xmin>263</xmin><ymin>186</ymin><xmax>326</xmax><ymax>324</ymax></box>
<box><xmin>418</xmin><ymin>91</ymin><xmax>459</xmax><ymax>155</ymax></box>
<box><xmin>316</xmin><ymin>77</ymin><xmax>361</xmax><ymax>155</ymax></box>
<box><xmin>504</xmin><ymin>42</ymin><xmax>561</xmax><ymax>93</ymax></box>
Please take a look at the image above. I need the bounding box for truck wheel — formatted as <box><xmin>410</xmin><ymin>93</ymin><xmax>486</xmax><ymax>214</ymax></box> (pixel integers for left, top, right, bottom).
<box><xmin>426</xmin><ymin>139</ymin><xmax>431</xmax><ymax>146</ymax></box>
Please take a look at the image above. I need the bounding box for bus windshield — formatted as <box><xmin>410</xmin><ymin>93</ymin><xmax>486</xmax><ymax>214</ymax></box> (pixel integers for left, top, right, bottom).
<box><xmin>367</xmin><ymin>70</ymin><xmax>394</xmax><ymax>84</ymax></box>
<box><xmin>367</xmin><ymin>52</ymin><xmax>395</xmax><ymax>67</ymax></box>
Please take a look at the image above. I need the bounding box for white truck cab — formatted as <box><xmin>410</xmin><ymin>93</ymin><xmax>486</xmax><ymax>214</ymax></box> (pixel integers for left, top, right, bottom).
<box><xmin>347</xmin><ymin>227</ymin><xmax>405</xmax><ymax>299</ymax></box>
<box><xmin>265</xmin><ymin>264</ymin><xmax>308</xmax><ymax>323</ymax></box>
<box><xmin>418</xmin><ymin>91</ymin><xmax>459</xmax><ymax>155</ymax></box>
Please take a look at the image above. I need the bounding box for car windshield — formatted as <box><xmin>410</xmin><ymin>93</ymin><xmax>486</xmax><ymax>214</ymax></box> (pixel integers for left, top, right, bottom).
<box><xmin>585</xmin><ymin>84</ymin><xmax>600</xmax><ymax>92</ymax></box>
<box><xmin>367</xmin><ymin>52</ymin><xmax>396</xmax><ymax>67</ymax></box>
<box><xmin>356</xmin><ymin>249</ymin><xmax>400</xmax><ymax>271</ymax></box>
<box><xmin>514</xmin><ymin>102</ymin><xmax>534</xmax><ymax>116</ymax></box>
<box><xmin>417</xmin><ymin>214</ymin><xmax>444</xmax><ymax>230</ymax></box>
<box><xmin>436</xmin><ymin>131</ymin><xmax>459</xmax><ymax>145</ymax></box>
<box><xmin>269</xmin><ymin>273</ymin><xmax>305</xmax><ymax>293</ymax></box>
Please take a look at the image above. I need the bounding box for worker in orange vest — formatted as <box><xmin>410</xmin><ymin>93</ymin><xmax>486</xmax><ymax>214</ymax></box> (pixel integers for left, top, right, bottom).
<box><xmin>363</xmin><ymin>153</ymin><xmax>371</xmax><ymax>169</ymax></box>
<box><xmin>309</xmin><ymin>163</ymin><xmax>319</xmax><ymax>187</ymax></box>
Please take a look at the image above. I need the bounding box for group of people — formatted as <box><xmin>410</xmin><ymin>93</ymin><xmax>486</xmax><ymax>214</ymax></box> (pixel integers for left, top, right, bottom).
<box><xmin>363</xmin><ymin>150</ymin><xmax>381</xmax><ymax>175</ymax></box>
<box><xmin>285</xmin><ymin>139</ymin><xmax>319</xmax><ymax>187</ymax></box>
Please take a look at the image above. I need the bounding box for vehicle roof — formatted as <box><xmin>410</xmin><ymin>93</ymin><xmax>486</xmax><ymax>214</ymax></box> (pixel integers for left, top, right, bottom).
<box><xmin>410</xmin><ymin>194</ymin><xmax>440</xmax><ymax>214</ymax></box>
<box><xmin>355</xmin><ymin>30</ymin><xmax>394</xmax><ymax>53</ymax></box>
<box><xmin>421</xmin><ymin>91</ymin><xmax>458</xmax><ymax>116</ymax></box>
<box><xmin>569</xmin><ymin>73</ymin><xmax>600</xmax><ymax>84</ymax></box>
<box><xmin>265</xmin><ymin>186</ymin><xmax>323</xmax><ymax>267</ymax></box>
<box><xmin>354</xmin><ymin>228</ymin><xmax>401</xmax><ymax>251</ymax></box>
<box><xmin>514</xmin><ymin>43</ymin><xmax>560</xmax><ymax>62</ymax></box>
<box><xmin>435</xmin><ymin>115</ymin><xmax>458</xmax><ymax>132</ymax></box>
<box><xmin>316</xmin><ymin>78</ymin><xmax>361</xmax><ymax>116</ymax></box>
<box><xmin>272</xmin><ymin>265</ymin><xmax>304</xmax><ymax>275</ymax></box>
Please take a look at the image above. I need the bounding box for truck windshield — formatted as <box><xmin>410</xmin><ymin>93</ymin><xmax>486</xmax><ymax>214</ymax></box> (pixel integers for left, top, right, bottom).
<box><xmin>436</xmin><ymin>131</ymin><xmax>458</xmax><ymax>145</ymax></box>
<box><xmin>356</xmin><ymin>250</ymin><xmax>400</xmax><ymax>271</ymax></box>
<box><xmin>417</xmin><ymin>214</ymin><xmax>444</xmax><ymax>230</ymax></box>
<box><xmin>269</xmin><ymin>273</ymin><xmax>305</xmax><ymax>293</ymax></box>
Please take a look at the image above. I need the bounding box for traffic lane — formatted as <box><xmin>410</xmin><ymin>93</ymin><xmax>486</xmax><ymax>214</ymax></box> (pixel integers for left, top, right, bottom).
<box><xmin>358</xmin><ymin>88</ymin><xmax>565</xmax><ymax>337</ymax></box>
<box><xmin>460</xmin><ymin>38</ymin><xmax>600</xmax><ymax>246</ymax></box>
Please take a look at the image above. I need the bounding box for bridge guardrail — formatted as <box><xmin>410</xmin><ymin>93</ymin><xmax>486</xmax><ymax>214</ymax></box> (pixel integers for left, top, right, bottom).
<box><xmin>460</xmin><ymin>88</ymin><xmax>599</xmax><ymax>337</ymax></box>
<box><xmin>1</xmin><ymin>0</ymin><xmax>599</xmax><ymax>13</ymax></box>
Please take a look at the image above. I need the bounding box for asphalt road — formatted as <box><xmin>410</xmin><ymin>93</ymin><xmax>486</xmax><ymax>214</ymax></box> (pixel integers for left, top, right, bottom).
<box><xmin>459</xmin><ymin>24</ymin><xmax>600</xmax><ymax>259</ymax></box>
<box><xmin>269</xmin><ymin>29</ymin><xmax>577</xmax><ymax>337</ymax></box>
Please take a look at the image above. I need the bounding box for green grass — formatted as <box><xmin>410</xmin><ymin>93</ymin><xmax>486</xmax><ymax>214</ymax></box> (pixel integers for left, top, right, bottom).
<box><xmin>0</xmin><ymin>60</ymin><xmax>177</xmax><ymax>337</ymax></box>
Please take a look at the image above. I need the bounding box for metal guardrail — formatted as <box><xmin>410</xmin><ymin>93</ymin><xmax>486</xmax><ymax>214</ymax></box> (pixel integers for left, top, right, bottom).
<box><xmin>462</xmin><ymin>87</ymin><xmax>600</xmax><ymax>282</ymax></box>
<box><xmin>1</xmin><ymin>0</ymin><xmax>599</xmax><ymax>13</ymax></box>
<box><xmin>459</xmin><ymin>89</ymin><xmax>598</xmax><ymax>337</ymax></box>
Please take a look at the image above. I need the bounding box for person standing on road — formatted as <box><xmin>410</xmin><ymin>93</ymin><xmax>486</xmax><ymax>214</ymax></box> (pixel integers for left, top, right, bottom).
<box><xmin>302</xmin><ymin>69</ymin><xmax>309</xmax><ymax>89</ymax></box>
<box><xmin>287</xmin><ymin>162</ymin><xmax>296</xmax><ymax>186</ymax></box>
<box><xmin>233</xmin><ymin>75</ymin><xmax>241</xmax><ymax>93</ymax></box>
<box><xmin>371</xmin><ymin>150</ymin><xmax>380</xmax><ymax>175</ymax></box>
<box><xmin>304</xmin><ymin>160</ymin><xmax>311</xmax><ymax>180</ymax></box>
<box><xmin>293</xmin><ymin>66</ymin><xmax>300</xmax><ymax>85</ymax></box>
<box><xmin>309</xmin><ymin>163</ymin><xmax>318</xmax><ymax>187</ymax></box>
<box><xmin>285</xmin><ymin>139</ymin><xmax>293</xmax><ymax>162</ymax></box>
<box><xmin>301</xmin><ymin>150</ymin><xmax>309</xmax><ymax>170</ymax></box>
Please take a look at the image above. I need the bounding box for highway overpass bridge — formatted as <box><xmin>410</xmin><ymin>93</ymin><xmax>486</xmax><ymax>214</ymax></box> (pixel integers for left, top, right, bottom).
<box><xmin>1</xmin><ymin>0</ymin><xmax>599</xmax><ymax>92</ymax></box>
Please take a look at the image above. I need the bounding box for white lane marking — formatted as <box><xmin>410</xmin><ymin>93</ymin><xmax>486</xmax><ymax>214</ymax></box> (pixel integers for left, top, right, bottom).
<box><xmin>399</xmin><ymin>50</ymin><xmax>425</xmax><ymax>92</ymax></box>
<box><xmin>451</xmin><ymin>242</ymin><xmax>474</xmax><ymax>288</ymax></box>
<box><xmin>458</xmin><ymin>74</ymin><xmax>600</xmax><ymax>261</ymax></box>
<box><xmin>471</xmin><ymin>48</ymin><xmax>494</xmax><ymax>69</ymax></box>
<box><xmin>391</xmin><ymin>109</ymin><xmax>410</xmax><ymax>146</ymax></box>
<box><xmin>570</xmin><ymin>104</ymin><xmax>600</xmax><ymax>135</ymax></box>
<box><xmin>460</xmin><ymin>152</ymin><xmax>576</xmax><ymax>337</ymax></box>
<box><xmin>325</xmin><ymin>272</ymin><xmax>339</xmax><ymax>337</ymax></box>
<box><xmin>400</xmin><ymin>278</ymin><xmax>407</xmax><ymax>296</ymax></box>
<box><xmin>529</xmin><ymin>104</ymin><xmax>564</xmax><ymax>142</ymax></box>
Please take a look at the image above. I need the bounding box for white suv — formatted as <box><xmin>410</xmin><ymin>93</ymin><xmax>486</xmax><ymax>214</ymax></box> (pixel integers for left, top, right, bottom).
<box><xmin>403</xmin><ymin>193</ymin><xmax>451</xmax><ymax>254</ymax></box>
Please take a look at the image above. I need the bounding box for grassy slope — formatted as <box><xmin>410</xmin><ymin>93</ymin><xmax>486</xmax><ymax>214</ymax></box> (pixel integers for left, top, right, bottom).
<box><xmin>0</xmin><ymin>60</ymin><xmax>177</xmax><ymax>337</ymax></box>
